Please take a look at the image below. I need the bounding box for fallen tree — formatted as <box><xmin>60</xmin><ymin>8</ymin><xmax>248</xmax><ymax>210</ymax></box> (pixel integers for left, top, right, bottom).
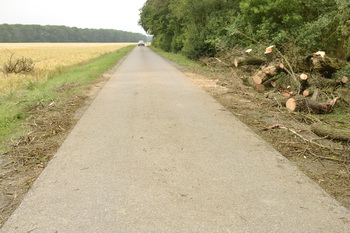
<box><xmin>311</xmin><ymin>123</ymin><xmax>350</xmax><ymax>141</ymax></box>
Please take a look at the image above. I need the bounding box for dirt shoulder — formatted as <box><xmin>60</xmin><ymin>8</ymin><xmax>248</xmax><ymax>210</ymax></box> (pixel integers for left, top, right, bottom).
<box><xmin>178</xmin><ymin>64</ymin><xmax>350</xmax><ymax>210</ymax></box>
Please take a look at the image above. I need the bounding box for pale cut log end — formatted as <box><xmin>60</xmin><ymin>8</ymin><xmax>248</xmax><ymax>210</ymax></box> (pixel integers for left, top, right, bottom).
<box><xmin>270</xmin><ymin>81</ymin><xmax>277</xmax><ymax>87</ymax></box>
<box><xmin>341</xmin><ymin>76</ymin><xmax>349</xmax><ymax>84</ymax></box>
<box><xmin>264</xmin><ymin>66</ymin><xmax>277</xmax><ymax>76</ymax></box>
<box><xmin>234</xmin><ymin>59</ymin><xmax>239</xmax><ymax>68</ymax></box>
<box><xmin>255</xmin><ymin>84</ymin><xmax>266</xmax><ymax>91</ymax></box>
<box><xmin>313</xmin><ymin>51</ymin><xmax>326</xmax><ymax>59</ymax></box>
<box><xmin>329</xmin><ymin>97</ymin><xmax>341</xmax><ymax>110</ymax></box>
<box><xmin>252</xmin><ymin>75</ymin><xmax>263</xmax><ymax>85</ymax></box>
<box><xmin>279</xmin><ymin>63</ymin><xmax>285</xmax><ymax>69</ymax></box>
<box><xmin>245</xmin><ymin>49</ymin><xmax>252</xmax><ymax>54</ymax></box>
<box><xmin>286</xmin><ymin>98</ymin><xmax>297</xmax><ymax>111</ymax></box>
<box><xmin>264</xmin><ymin>45</ymin><xmax>275</xmax><ymax>54</ymax></box>
<box><xmin>300</xmin><ymin>73</ymin><xmax>308</xmax><ymax>80</ymax></box>
<box><xmin>303</xmin><ymin>89</ymin><xmax>310</xmax><ymax>97</ymax></box>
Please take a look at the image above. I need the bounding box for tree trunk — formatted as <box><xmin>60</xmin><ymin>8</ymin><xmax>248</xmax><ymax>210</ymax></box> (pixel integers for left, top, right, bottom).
<box><xmin>341</xmin><ymin>76</ymin><xmax>349</xmax><ymax>84</ymax></box>
<box><xmin>251</xmin><ymin>62</ymin><xmax>281</xmax><ymax>85</ymax></box>
<box><xmin>307</xmin><ymin>55</ymin><xmax>346</xmax><ymax>78</ymax></box>
<box><xmin>234</xmin><ymin>56</ymin><xmax>266</xmax><ymax>67</ymax></box>
<box><xmin>299</xmin><ymin>73</ymin><xmax>309</xmax><ymax>92</ymax></box>
<box><xmin>286</xmin><ymin>97</ymin><xmax>340</xmax><ymax>114</ymax></box>
<box><xmin>311</xmin><ymin>123</ymin><xmax>350</xmax><ymax>141</ymax></box>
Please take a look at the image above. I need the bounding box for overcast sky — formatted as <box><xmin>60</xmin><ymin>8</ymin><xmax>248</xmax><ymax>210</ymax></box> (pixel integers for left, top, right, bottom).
<box><xmin>0</xmin><ymin>0</ymin><xmax>148</xmax><ymax>34</ymax></box>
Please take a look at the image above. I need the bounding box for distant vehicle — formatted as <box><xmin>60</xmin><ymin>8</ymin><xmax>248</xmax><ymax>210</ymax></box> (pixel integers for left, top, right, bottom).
<box><xmin>138</xmin><ymin>40</ymin><xmax>145</xmax><ymax>46</ymax></box>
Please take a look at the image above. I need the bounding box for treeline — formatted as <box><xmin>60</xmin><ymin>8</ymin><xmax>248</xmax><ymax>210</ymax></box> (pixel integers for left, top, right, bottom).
<box><xmin>139</xmin><ymin>0</ymin><xmax>350</xmax><ymax>60</ymax></box>
<box><xmin>0</xmin><ymin>24</ymin><xmax>147</xmax><ymax>43</ymax></box>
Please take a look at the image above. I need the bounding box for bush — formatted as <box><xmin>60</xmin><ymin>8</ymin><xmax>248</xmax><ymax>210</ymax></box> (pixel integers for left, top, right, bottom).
<box><xmin>2</xmin><ymin>54</ymin><xmax>35</xmax><ymax>74</ymax></box>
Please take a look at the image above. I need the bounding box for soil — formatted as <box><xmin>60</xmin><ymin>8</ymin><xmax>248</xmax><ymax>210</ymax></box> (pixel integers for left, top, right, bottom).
<box><xmin>0</xmin><ymin>53</ymin><xmax>349</xmax><ymax>227</ymax></box>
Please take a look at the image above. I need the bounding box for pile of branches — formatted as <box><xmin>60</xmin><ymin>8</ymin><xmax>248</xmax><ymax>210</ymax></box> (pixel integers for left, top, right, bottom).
<box><xmin>1</xmin><ymin>53</ymin><xmax>35</xmax><ymax>74</ymax></box>
<box><xmin>202</xmin><ymin>45</ymin><xmax>350</xmax><ymax>141</ymax></box>
<box><xmin>209</xmin><ymin>46</ymin><xmax>348</xmax><ymax>115</ymax></box>
<box><xmin>254</xmin><ymin>47</ymin><xmax>347</xmax><ymax>114</ymax></box>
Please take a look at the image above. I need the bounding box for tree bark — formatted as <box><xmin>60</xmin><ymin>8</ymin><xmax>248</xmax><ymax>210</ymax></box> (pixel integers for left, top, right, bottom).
<box><xmin>286</xmin><ymin>97</ymin><xmax>340</xmax><ymax>114</ymax></box>
<box><xmin>234</xmin><ymin>56</ymin><xmax>266</xmax><ymax>67</ymax></box>
<box><xmin>251</xmin><ymin>62</ymin><xmax>281</xmax><ymax>85</ymax></box>
<box><xmin>307</xmin><ymin>55</ymin><xmax>346</xmax><ymax>78</ymax></box>
<box><xmin>311</xmin><ymin>123</ymin><xmax>350</xmax><ymax>141</ymax></box>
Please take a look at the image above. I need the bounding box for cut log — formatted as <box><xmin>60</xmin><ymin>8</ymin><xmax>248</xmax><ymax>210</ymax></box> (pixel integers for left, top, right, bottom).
<box><xmin>286</xmin><ymin>97</ymin><xmax>340</xmax><ymax>114</ymax></box>
<box><xmin>341</xmin><ymin>76</ymin><xmax>349</xmax><ymax>84</ymax></box>
<box><xmin>286</xmin><ymin>98</ymin><xmax>297</xmax><ymax>111</ymax></box>
<box><xmin>252</xmin><ymin>71</ymin><xmax>265</xmax><ymax>84</ymax></box>
<box><xmin>310</xmin><ymin>88</ymin><xmax>320</xmax><ymax>101</ymax></box>
<box><xmin>270</xmin><ymin>81</ymin><xmax>277</xmax><ymax>87</ymax></box>
<box><xmin>264</xmin><ymin>65</ymin><xmax>278</xmax><ymax>76</ymax></box>
<box><xmin>303</xmin><ymin>89</ymin><xmax>311</xmax><ymax>97</ymax></box>
<box><xmin>264</xmin><ymin>45</ymin><xmax>276</xmax><ymax>62</ymax></box>
<box><xmin>264</xmin><ymin>45</ymin><xmax>275</xmax><ymax>54</ymax></box>
<box><xmin>299</xmin><ymin>73</ymin><xmax>309</xmax><ymax>92</ymax></box>
<box><xmin>255</xmin><ymin>84</ymin><xmax>266</xmax><ymax>91</ymax></box>
<box><xmin>245</xmin><ymin>49</ymin><xmax>252</xmax><ymax>54</ymax></box>
<box><xmin>234</xmin><ymin>56</ymin><xmax>266</xmax><ymax>67</ymax></box>
<box><xmin>311</xmin><ymin>123</ymin><xmax>350</xmax><ymax>141</ymax></box>
<box><xmin>300</xmin><ymin>73</ymin><xmax>308</xmax><ymax>80</ymax></box>
<box><xmin>308</xmin><ymin>55</ymin><xmax>346</xmax><ymax>78</ymax></box>
<box><xmin>313</xmin><ymin>51</ymin><xmax>326</xmax><ymax>59</ymax></box>
<box><xmin>234</xmin><ymin>58</ymin><xmax>239</xmax><ymax>68</ymax></box>
<box><xmin>251</xmin><ymin>63</ymin><xmax>280</xmax><ymax>85</ymax></box>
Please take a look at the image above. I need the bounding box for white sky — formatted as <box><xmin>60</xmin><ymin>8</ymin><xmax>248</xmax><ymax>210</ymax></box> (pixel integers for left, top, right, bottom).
<box><xmin>0</xmin><ymin>0</ymin><xmax>147</xmax><ymax>34</ymax></box>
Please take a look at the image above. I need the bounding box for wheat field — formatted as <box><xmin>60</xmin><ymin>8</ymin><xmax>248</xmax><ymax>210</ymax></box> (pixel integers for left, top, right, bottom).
<box><xmin>0</xmin><ymin>43</ymin><xmax>134</xmax><ymax>92</ymax></box>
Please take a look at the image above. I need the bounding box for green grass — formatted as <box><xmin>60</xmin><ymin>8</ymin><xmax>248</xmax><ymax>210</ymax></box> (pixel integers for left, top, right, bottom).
<box><xmin>149</xmin><ymin>46</ymin><xmax>203</xmax><ymax>70</ymax></box>
<box><xmin>0</xmin><ymin>45</ymin><xmax>135</xmax><ymax>151</ymax></box>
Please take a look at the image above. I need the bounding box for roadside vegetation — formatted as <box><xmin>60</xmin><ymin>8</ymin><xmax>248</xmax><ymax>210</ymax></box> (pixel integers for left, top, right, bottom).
<box><xmin>140</xmin><ymin>0</ymin><xmax>349</xmax><ymax>60</ymax></box>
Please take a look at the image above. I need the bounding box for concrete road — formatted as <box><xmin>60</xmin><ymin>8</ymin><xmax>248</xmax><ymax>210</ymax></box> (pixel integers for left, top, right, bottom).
<box><xmin>1</xmin><ymin>47</ymin><xmax>350</xmax><ymax>232</ymax></box>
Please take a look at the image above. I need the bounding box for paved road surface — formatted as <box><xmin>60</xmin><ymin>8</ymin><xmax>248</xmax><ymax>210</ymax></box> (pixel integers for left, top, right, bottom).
<box><xmin>1</xmin><ymin>47</ymin><xmax>350</xmax><ymax>232</ymax></box>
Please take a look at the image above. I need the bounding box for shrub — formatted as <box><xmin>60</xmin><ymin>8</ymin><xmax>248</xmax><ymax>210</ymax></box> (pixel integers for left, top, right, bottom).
<box><xmin>2</xmin><ymin>53</ymin><xmax>35</xmax><ymax>74</ymax></box>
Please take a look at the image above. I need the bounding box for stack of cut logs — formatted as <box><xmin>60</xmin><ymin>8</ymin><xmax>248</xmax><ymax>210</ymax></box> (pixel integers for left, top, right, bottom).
<box><xmin>233</xmin><ymin>46</ymin><xmax>348</xmax><ymax>114</ymax></box>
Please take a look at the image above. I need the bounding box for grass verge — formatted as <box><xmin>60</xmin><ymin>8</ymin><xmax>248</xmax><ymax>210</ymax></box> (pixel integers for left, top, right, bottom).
<box><xmin>149</xmin><ymin>46</ymin><xmax>203</xmax><ymax>70</ymax></box>
<box><xmin>0</xmin><ymin>45</ymin><xmax>135</xmax><ymax>152</ymax></box>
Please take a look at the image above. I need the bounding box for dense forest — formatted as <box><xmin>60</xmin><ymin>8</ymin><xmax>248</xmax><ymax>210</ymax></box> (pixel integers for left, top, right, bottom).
<box><xmin>0</xmin><ymin>24</ymin><xmax>147</xmax><ymax>43</ymax></box>
<box><xmin>139</xmin><ymin>0</ymin><xmax>350</xmax><ymax>60</ymax></box>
